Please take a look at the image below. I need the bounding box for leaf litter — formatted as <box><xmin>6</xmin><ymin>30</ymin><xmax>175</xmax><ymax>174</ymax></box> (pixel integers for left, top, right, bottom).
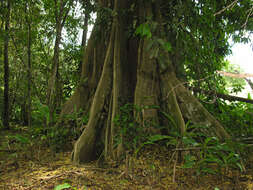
<box><xmin>1</xmin><ymin>131</ymin><xmax>253</xmax><ymax>190</ymax></box>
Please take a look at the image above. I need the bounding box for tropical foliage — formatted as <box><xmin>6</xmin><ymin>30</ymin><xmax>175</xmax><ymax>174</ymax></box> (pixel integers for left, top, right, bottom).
<box><xmin>0</xmin><ymin>0</ymin><xmax>253</xmax><ymax>189</ymax></box>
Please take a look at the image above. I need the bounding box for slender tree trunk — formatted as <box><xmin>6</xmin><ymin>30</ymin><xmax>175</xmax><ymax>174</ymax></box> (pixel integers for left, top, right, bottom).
<box><xmin>21</xmin><ymin>101</ymin><xmax>28</xmax><ymax>126</ymax></box>
<box><xmin>0</xmin><ymin>1</ymin><xmax>4</xmax><ymax>52</ymax></box>
<box><xmin>25</xmin><ymin>2</ymin><xmax>32</xmax><ymax>127</ymax></box>
<box><xmin>47</xmin><ymin>0</ymin><xmax>70</xmax><ymax>125</ymax></box>
<box><xmin>47</xmin><ymin>21</ymin><xmax>62</xmax><ymax>124</ymax></box>
<box><xmin>3</xmin><ymin>0</ymin><xmax>11</xmax><ymax>130</ymax></box>
<box><xmin>27</xmin><ymin>22</ymin><xmax>32</xmax><ymax>127</ymax></box>
<box><xmin>9</xmin><ymin>57</ymin><xmax>20</xmax><ymax>122</ymax></box>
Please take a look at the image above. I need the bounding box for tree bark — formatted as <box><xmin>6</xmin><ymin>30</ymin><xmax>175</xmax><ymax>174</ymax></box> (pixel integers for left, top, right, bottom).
<box><xmin>59</xmin><ymin>27</ymin><xmax>107</xmax><ymax>119</ymax></box>
<box><xmin>78</xmin><ymin>3</ymin><xmax>90</xmax><ymax>77</ymax></box>
<box><xmin>47</xmin><ymin>21</ymin><xmax>62</xmax><ymax>125</ymax></box>
<box><xmin>72</xmin><ymin>19</ymin><xmax>115</xmax><ymax>163</ymax></box>
<box><xmin>170</xmin><ymin>75</ymin><xmax>230</xmax><ymax>139</ymax></box>
<box><xmin>25</xmin><ymin>2</ymin><xmax>32</xmax><ymax>128</ymax></box>
<box><xmin>3</xmin><ymin>0</ymin><xmax>11</xmax><ymax>130</ymax></box>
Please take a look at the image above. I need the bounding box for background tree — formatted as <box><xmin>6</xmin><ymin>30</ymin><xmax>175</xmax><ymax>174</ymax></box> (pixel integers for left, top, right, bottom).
<box><xmin>76</xmin><ymin>0</ymin><xmax>94</xmax><ymax>77</ymax></box>
<box><xmin>8</xmin><ymin>0</ymin><xmax>42</xmax><ymax>126</ymax></box>
<box><xmin>45</xmin><ymin>0</ymin><xmax>74</xmax><ymax>125</ymax></box>
<box><xmin>0</xmin><ymin>0</ymin><xmax>81</xmax><ymax>127</ymax></box>
<box><xmin>2</xmin><ymin>0</ymin><xmax>11</xmax><ymax>130</ymax></box>
<box><xmin>25</xmin><ymin>1</ymin><xmax>32</xmax><ymax>127</ymax></box>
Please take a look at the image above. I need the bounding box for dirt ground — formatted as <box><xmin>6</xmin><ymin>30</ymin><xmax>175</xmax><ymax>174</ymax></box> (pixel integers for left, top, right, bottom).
<box><xmin>1</xmin><ymin>130</ymin><xmax>253</xmax><ymax>190</ymax></box>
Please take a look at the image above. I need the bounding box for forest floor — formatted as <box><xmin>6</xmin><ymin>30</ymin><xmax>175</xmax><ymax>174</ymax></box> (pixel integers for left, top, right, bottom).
<box><xmin>1</xmin><ymin>128</ymin><xmax>253</xmax><ymax>190</ymax></box>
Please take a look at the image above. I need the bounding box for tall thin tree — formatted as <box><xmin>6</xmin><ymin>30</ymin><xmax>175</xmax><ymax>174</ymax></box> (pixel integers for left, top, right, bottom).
<box><xmin>25</xmin><ymin>1</ymin><xmax>32</xmax><ymax>127</ymax></box>
<box><xmin>3</xmin><ymin>0</ymin><xmax>11</xmax><ymax>130</ymax></box>
<box><xmin>47</xmin><ymin>0</ymin><xmax>73</xmax><ymax>125</ymax></box>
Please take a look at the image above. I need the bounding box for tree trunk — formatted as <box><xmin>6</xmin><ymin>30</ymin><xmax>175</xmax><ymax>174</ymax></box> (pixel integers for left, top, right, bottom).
<box><xmin>47</xmin><ymin>21</ymin><xmax>62</xmax><ymax>125</ymax></box>
<box><xmin>27</xmin><ymin>21</ymin><xmax>32</xmax><ymax>127</ymax></box>
<box><xmin>25</xmin><ymin>2</ymin><xmax>32</xmax><ymax>128</ymax></box>
<box><xmin>65</xmin><ymin>0</ymin><xmax>230</xmax><ymax>164</ymax></box>
<box><xmin>3</xmin><ymin>0</ymin><xmax>11</xmax><ymax>130</ymax></box>
<box><xmin>72</xmin><ymin>15</ymin><xmax>115</xmax><ymax>163</ymax></box>
<box><xmin>77</xmin><ymin>5</ymin><xmax>90</xmax><ymax>77</ymax></box>
<box><xmin>59</xmin><ymin>27</ymin><xmax>107</xmax><ymax>120</ymax></box>
<box><xmin>21</xmin><ymin>101</ymin><xmax>28</xmax><ymax>126</ymax></box>
<box><xmin>47</xmin><ymin>0</ymin><xmax>71</xmax><ymax>125</ymax></box>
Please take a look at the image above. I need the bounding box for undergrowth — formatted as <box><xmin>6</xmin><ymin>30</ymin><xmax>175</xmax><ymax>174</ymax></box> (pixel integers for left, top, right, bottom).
<box><xmin>112</xmin><ymin>102</ymin><xmax>251</xmax><ymax>176</ymax></box>
<box><xmin>1</xmin><ymin>98</ymin><xmax>252</xmax><ymax>178</ymax></box>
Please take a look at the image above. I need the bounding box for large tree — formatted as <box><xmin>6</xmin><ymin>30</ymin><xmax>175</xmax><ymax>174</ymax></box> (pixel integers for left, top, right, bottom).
<box><xmin>60</xmin><ymin>0</ymin><xmax>252</xmax><ymax>164</ymax></box>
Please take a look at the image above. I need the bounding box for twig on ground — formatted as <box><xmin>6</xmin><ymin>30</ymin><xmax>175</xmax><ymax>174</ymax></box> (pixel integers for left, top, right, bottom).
<box><xmin>172</xmin><ymin>150</ymin><xmax>178</xmax><ymax>183</ymax></box>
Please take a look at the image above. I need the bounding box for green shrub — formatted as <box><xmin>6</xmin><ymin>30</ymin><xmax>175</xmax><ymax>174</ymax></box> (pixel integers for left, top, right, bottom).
<box><xmin>29</xmin><ymin>103</ymin><xmax>89</xmax><ymax>151</ymax></box>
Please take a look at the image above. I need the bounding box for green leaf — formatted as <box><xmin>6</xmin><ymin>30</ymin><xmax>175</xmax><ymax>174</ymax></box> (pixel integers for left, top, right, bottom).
<box><xmin>182</xmin><ymin>136</ymin><xmax>198</xmax><ymax>146</ymax></box>
<box><xmin>164</xmin><ymin>42</ymin><xmax>172</xmax><ymax>52</ymax></box>
<box><xmin>200</xmin><ymin>167</ymin><xmax>217</xmax><ymax>174</ymax></box>
<box><xmin>203</xmin><ymin>157</ymin><xmax>223</xmax><ymax>165</ymax></box>
<box><xmin>147</xmin><ymin>135</ymin><xmax>171</xmax><ymax>142</ymax></box>
<box><xmin>8</xmin><ymin>135</ymin><xmax>30</xmax><ymax>144</ymax></box>
<box><xmin>160</xmin><ymin>111</ymin><xmax>177</xmax><ymax>128</ymax></box>
<box><xmin>166</xmin><ymin>138</ymin><xmax>177</xmax><ymax>146</ymax></box>
<box><xmin>204</xmin><ymin>137</ymin><xmax>218</xmax><ymax>145</ymax></box>
<box><xmin>135</xmin><ymin>23</ymin><xmax>152</xmax><ymax>38</ymax></box>
<box><xmin>41</xmin><ymin>135</ymin><xmax>47</xmax><ymax>140</ymax></box>
<box><xmin>54</xmin><ymin>183</ymin><xmax>72</xmax><ymax>190</ymax></box>
<box><xmin>182</xmin><ymin>160</ymin><xmax>195</xmax><ymax>168</ymax></box>
<box><xmin>135</xmin><ymin>135</ymin><xmax>172</xmax><ymax>156</ymax></box>
<box><xmin>247</xmin><ymin>93</ymin><xmax>252</xmax><ymax>100</ymax></box>
<box><xmin>182</xmin><ymin>154</ymin><xmax>196</xmax><ymax>168</ymax></box>
<box><xmin>236</xmin><ymin>162</ymin><xmax>244</xmax><ymax>172</ymax></box>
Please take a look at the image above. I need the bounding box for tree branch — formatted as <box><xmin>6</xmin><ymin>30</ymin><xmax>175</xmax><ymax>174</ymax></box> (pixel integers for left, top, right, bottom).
<box><xmin>242</xmin><ymin>6</ymin><xmax>253</xmax><ymax>29</ymax></box>
<box><xmin>190</xmin><ymin>86</ymin><xmax>253</xmax><ymax>104</ymax></box>
<box><xmin>217</xmin><ymin>71</ymin><xmax>253</xmax><ymax>79</ymax></box>
<box><xmin>214</xmin><ymin>0</ymin><xmax>238</xmax><ymax>16</ymax></box>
